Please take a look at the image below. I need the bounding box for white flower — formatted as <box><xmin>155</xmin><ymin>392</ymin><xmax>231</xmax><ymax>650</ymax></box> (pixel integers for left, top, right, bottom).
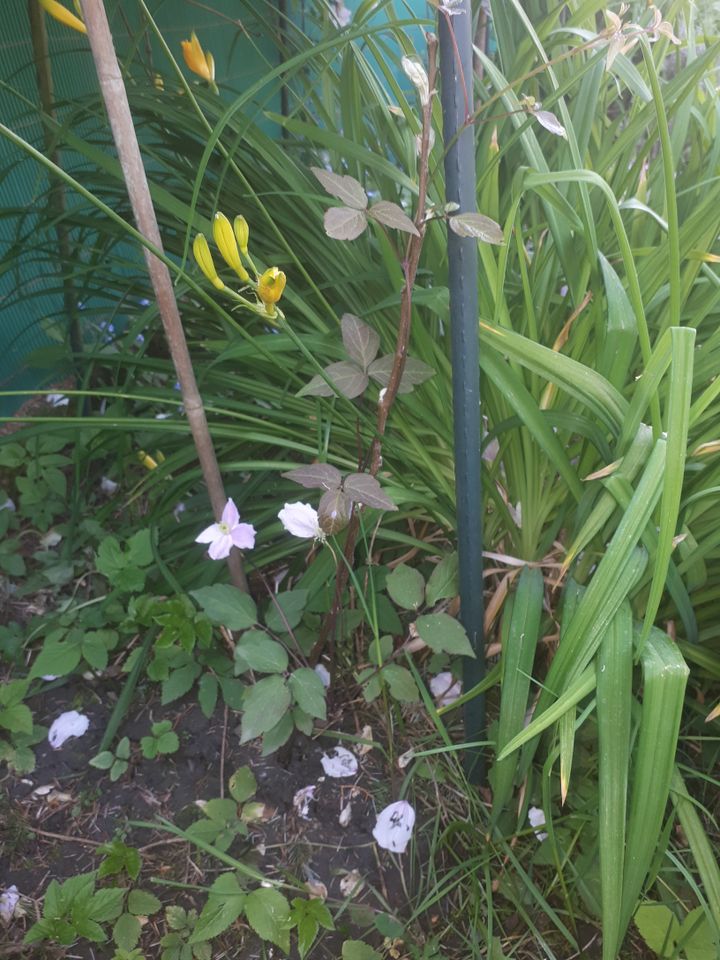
<box><xmin>47</xmin><ymin>393</ymin><xmax>69</xmax><ymax>407</ymax></box>
<box><xmin>0</xmin><ymin>886</ymin><xmax>20</xmax><ymax>925</ymax></box>
<box><xmin>48</xmin><ymin>711</ymin><xmax>89</xmax><ymax>750</ymax></box>
<box><xmin>314</xmin><ymin>664</ymin><xmax>331</xmax><ymax>688</ymax></box>
<box><xmin>195</xmin><ymin>498</ymin><xmax>256</xmax><ymax>560</ymax></box>
<box><xmin>278</xmin><ymin>502</ymin><xmax>325</xmax><ymax>541</ymax></box>
<box><xmin>429</xmin><ymin>672</ymin><xmax>462</xmax><ymax>707</ymax></box>
<box><xmin>373</xmin><ymin>800</ymin><xmax>415</xmax><ymax>853</ymax></box>
<box><xmin>100</xmin><ymin>476</ymin><xmax>119</xmax><ymax>496</ymax></box>
<box><xmin>320</xmin><ymin>746</ymin><xmax>358</xmax><ymax>778</ymax></box>
<box><xmin>528</xmin><ymin>805</ymin><xmax>548</xmax><ymax>842</ymax></box>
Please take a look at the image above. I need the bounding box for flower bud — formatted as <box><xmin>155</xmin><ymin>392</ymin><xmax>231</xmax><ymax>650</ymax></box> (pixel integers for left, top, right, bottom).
<box><xmin>213</xmin><ymin>212</ymin><xmax>249</xmax><ymax>281</ymax></box>
<box><xmin>181</xmin><ymin>31</ymin><xmax>214</xmax><ymax>82</ymax></box>
<box><xmin>193</xmin><ymin>233</ymin><xmax>224</xmax><ymax>290</ymax></box>
<box><xmin>234</xmin><ymin>215</ymin><xmax>250</xmax><ymax>256</ymax></box>
<box><xmin>257</xmin><ymin>267</ymin><xmax>286</xmax><ymax>308</ymax></box>
<box><xmin>39</xmin><ymin>0</ymin><xmax>86</xmax><ymax>34</ymax></box>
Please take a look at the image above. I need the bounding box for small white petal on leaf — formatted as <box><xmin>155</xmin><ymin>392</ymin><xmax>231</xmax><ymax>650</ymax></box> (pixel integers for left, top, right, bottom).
<box><xmin>528</xmin><ymin>805</ymin><xmax>548</xmax><ymax>841</ymax></box>
<box><xmin>320</xmin><ymin>746</ymin><xmax>358</xmax><ymax>778</ymax></box>
<box><xmin>48</xmin><ymin>711</ymin><xmax>89</xmax><ymax>750</ymax></box>
<box><xmin>100</xmin><ymin>476</ymin><xmax>119</xmax><ymax>495</ymax></box>
<box><xmin>314</xmin><ymin>664</ymin><xmax>331</xmax><ymax>688</ymax></box>
<box><xmin>534</xmin><ymin>108</ymin><xmax>567</xmax><ymax>138</ymax></box>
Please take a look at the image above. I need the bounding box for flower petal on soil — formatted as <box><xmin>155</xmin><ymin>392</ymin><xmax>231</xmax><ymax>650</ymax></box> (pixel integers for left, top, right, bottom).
<box><xmin>0</xmin><ymin>886</ymin><xmax>20</xmax><ymax>925</ymax></box>
<box><xmin>293</xmin><ymin>785</ymin><xmax>316</xmax><ymax>820</ymax></box>
<box><xmin>48</xmin><ymin>710</ymin><xmax>90</xmax><ymax>749</ymax></box>
<box><xmin>372</xmin><ymin>799</ymin><xmax>415</xmax><ymax>853</ymax></box>
<box><xmin>430</xmin><ymin>671</ymin><xmax>462</xmax><ymax>707</ymax></box>
<box><xmin>320</xmin><ymin>746</ymin><xmax>358</xmax><ymax>778</ymax></box>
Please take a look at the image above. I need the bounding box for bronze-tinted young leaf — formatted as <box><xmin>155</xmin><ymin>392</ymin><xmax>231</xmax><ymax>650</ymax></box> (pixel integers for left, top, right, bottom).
<box><xmin>342</xmin><ymin>473</ymin><xmax>398</xmax><ymax>511</ymax></box>
<box><xmin>367</xmin><ymin>201</ymin><xmax>420</xmax><ymax>237</ymax></box>
<box><xmin>282</xmin><ymin>463</ymin><xmax>343</xmax><ymax>491</ymax></box>
<box><xmin>368</xmin><ymin>355</ymin><xmax>435</xmax><ymax>393</ymax></box>
<box><xmin>324</xmin><ymin>207</ymin><xmax>368</xmax><ymax>241</ymax></box>
<box><xmin>448</xmin><ymin>212</ymin><xmax>504</xmax><ymax>244</ymax></box>
<box><xmin>298</xmin><ymin>361</ymin><xmax>368</xmax><ymax>399</ymax></box>
<box><xmin>341</xmin><ymin>314</ymin><xmax>380</xmax><ymax>370</ymax></box>
<box><xmin>311</xmin><ymin>167</ymin><xmax>368</xmax><ymax>210</ymax></box>
<box><xmin>318</xmin><ymin>489</ymin><xmax>352</xmax><ymax>535</ymax></box>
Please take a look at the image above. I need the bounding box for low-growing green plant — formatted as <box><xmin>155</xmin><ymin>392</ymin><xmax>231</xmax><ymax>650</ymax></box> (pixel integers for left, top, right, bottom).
<box><xmin>140</xmin><ymin>720</ymin><xmax>179</xmax><ymax>759</ymax></box>
<box><xmin>90</xmin><ymin>736</ymin><xmax>131</xmax><ymax>781</ymax></box>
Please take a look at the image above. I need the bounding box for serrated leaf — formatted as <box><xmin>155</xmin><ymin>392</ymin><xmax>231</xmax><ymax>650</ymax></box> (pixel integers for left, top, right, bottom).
<box><xmin>342</xmin><ymin>941</ymin><xmax>381</xmax><ymax>960</ymax></box>
<box><xmin>189</xmin><ymin>873</ymin><xmax>245</xmax><ymax>944</ymax></box>
<box><xmin>127</xmin><ymin>889</ymin><xmax>162</xmax><ymax>916</ymax></box>
<box><xmin>228</xmin><ymin>766</ymin><xmax>257</xmax><ymax>803</ymax></box>
<box><xmin>367</xmin><ymin>200</ymin><xmax>420</xmax><ymax>236</ymax></box>
<box><xmin>341</xmin><ymin>314</ymin><xmax>380</xmax><ymax>369</ymax></box>
<box><xmin>288</xmin><ymin>668</ymin><xmax>327</xmax><ymax>720</ymax></box>
<box><xmin>235</xmin><ymin>633</ymin><xmax>288</xmax><ymax>674</ymax></box>
<box><xmin>88</xmin><ymin>886</ymin><xmax>126</xmax><ymax>922</ymax></box>
<box><xmin>261</xmin><ymin>712</ymin><xmax>294</xmax><ymax>755</ymax></box>
<box><xmin>197</xmin><ymin>674</ymin><xmax>218</xmax><ymax>719</ymax></box>
<box><xmin>415</xmin><ymin>613</ymin><xmax>476</xmax><ymax>658</ymax></box>
<box><xmin>426</xmin><ymin>552</ymin><xmax>459</xmax><ymax>606</ymax></box>
<box><xmin>318</xmin><ymin>489</ymin><xmax>352</xmax><ymax>535</ymax></box>
<box><xmin>282</xmin><ymin>464</ymin><xmax>343</xmax><ymax>491</ymax></box>
<box><xmin>386</xmin><ymin>564</ymin><xmax>425</xmax><ymax>610</ymax></box>
<box><xmin>633</xmin><ymin>904</ymin><xmax>679</xmax><ymax>958</ymax></box>
<box><xmin>240</xmin><ymin>676</ymin><xmax>291</xmax><ymax>743</ymax></box>
<box><xmin>448</xmin><ymin>212</ymin><xmax>504</xmax><ymax>244</ymax></box>
<box><xmin>342</xmin><ymin>473</ymin><xmax>398</xmax><ymax>511</ymax></box>
<box><xmin>324</xmin><ymin>207</ymin><xmax>368</xmax><ymax>241</ymax></box>
<box><xmin>382</xmin><ymin>664</ymin><xmax>419</xmax><ymax>702</ymax></box>
<box><xmin>113</xmin><ymin>912</ymin><xmax>141</xmax><ymax>950</ymax></box>
<box><xmin>311</xmin><ymin>167</ymin><xmax>367</xmax><ymax>209</ymax></box>
<box><xmin>190</xmin><ymin>585</ymin><xmax>257</xmax><ymax>630</ymax></box>
<box><xmin>299</xmin><ymin>361</ymin><xmax>368</xmax><ymax>399</ymax></box>
<box><xmin>245</xmin><ymin>888</ymin><xmax>292</xmax><ymax>953</ymax></box>
<box><xmin>367</xmin><ymin>354</ymin><xmax>435</xmax><ymax>393</ymax></box>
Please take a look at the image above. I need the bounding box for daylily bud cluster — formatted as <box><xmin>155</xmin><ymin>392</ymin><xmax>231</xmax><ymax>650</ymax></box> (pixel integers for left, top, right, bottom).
<box><xmin>193</xmin><ymin>212</ymin><xmax>287</xmax><ymax>318</ymax></box>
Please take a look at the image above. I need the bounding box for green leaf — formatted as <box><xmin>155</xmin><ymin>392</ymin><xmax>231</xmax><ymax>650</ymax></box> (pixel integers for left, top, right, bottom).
<box><xmin>161</xmin><ymin>663</ymin><xmax>202</xmax><ymax>705</ymax></box>
<box><xmin>190</xmin><ymin>585</ymin><xmax>257</xmax><ymax>630</ymax></box>
<box><xmin>30</xmin><ymin>639</ymin><xmax>82</xmax><ymax>679</ymax></box>
<box><xmin>0</xmin><ymin>702</ymin><xmax>33</xmax><ymax>735</ymax></box>
<box><xmin>197</xmin><ymin>674</ymin><xmax>218</xmax><ymax>719</ymax></box>
<box><xmin>633</xmin><ymin>904</ymin><xmax>679</xmax><ymax>958</ymax></box>
<box><xmin>288</xmin><ymin>668</ymin><xmax>327</xmax><ymax>719</ymax></box>
<box><xmin>386</xmin><ymin>564</ymin><xmax>425</xmax><ymax>610</ymax></box>
<box><xmin>678</xmin><ymin>907</ymin><xmax>718</xmax><ymax>960</ymax></box>
<box><xmin>291</xmin><ymin>897</ymin><xmax>334</xmax><ymax>959</ymax></box>
<box><xmin>189</xmin><ymin>873</ymin><xmax>245</xmax><ymax>944</ymax></box>
<box><xmin>234</xmin><ymin>631</ymin><xmax>288</xmax><ymax>674</ymax></box>
<box><xmin>240</xmin><ymin>676</ymin><xmax>291</xmax><ymax>743</ymax></box>
<box><xmin>88</xmin><ymin>886</ymin><xmax>126</xmax><ymax>922</ymax></box>
<box><xmin>228</xmin><ymin>766</ymin><xmax>257</xmax><ymax>804</ymax></box>
<box><xmin>425</xmin><ymin>552</ymin><xmax>459</xmax><ymax>606</ymax></box>
<box><xmin>89</xmin><ymin>751</ymin><xmax>115</xmax><ymax>770</ymax></box>
<box><xmin>382</xmin><ymin>664</ymin><xmax>419</xmax><ymax>702</ymax></box>
<box><xmin>127</xmin><ymin>889</ymin><xmax>162</xmax><ymax>916</ymax></box>
<box><xmin>264</xmin><ymin>590</ymin><xmax>308</xmax><ymax>633</ymax></box>
<box><xmin>244</xmin><ymin>888</ymin><xmax>291</xmax><ymax>953</ymax></box>
<box><xmin>113</xmin><ymin>912</ymin><xmax>141</xmax><ymax>951</ymax></box>
<box><xmin>127</xmin><ymin>529</ymin><xmax>153</xmax><ymax>567</ymax></box>
<box><xmin>415</xmin><ymin>613</ymin><xmax>475</xmax><ymax>658</ymax></box>
<box><xmin>342</xmin><ymin>940</ymin><xmax>382</xmax><ymax>960</ymax></box>
<box><xmin>261</xmin><ymin>712</ymin><xmax>294</xmax><ymax>756</ymax></box>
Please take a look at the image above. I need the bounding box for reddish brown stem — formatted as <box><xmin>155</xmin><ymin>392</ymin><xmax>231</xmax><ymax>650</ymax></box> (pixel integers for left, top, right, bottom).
<box><xmin>79</xmin><ymin>0</ymin><xmax>248</xmax><ymax>592</ymax></box>
<box><xmin>317</xmin><ymin>36</ymin><xmax>439</xmax><ymax>658</ymax></box>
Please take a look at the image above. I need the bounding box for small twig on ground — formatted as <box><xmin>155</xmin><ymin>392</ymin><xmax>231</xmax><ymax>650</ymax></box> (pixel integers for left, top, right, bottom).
<box><xmin>27</xmin><ymin>826</ymin><xmax>102</xmax><ymax>846</ymax></box>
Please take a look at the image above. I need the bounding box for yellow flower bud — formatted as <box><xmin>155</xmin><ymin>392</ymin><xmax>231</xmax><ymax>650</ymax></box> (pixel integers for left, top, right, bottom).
<box><xmin>138</xmin><ymin>450</ymin><xmax>158</xmax><ymax>471</ymax></box>
<box><xmin>38</xmin><ymin>0</ymin><xmax>86</xmax><ymax>34</ymax></box>
<box><xmin>234</xmin><ymin>216</ymin><xmax>250</xmax><ymax>256</ymax></box>
<box><xmin>213</xmin><ymin>212</ymin><xmax>249</xmax><ymax>281</ymax></box>
<box><xmin>193</xmin><ymin>233</ymin><xmax>224</xmax><ymax>290</ymax></box>
<box><xmin>257</xmin><ymin>267</ymin><xmax>286</xmax><ymax>308</ymax></box>
<box><xmin>181</xmin><ymin>31</ymin><xmax>215</xmax><ymax>83</ymax></box>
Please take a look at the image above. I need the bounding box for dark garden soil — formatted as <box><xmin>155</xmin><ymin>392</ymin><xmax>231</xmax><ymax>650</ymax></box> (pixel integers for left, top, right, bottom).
<box><xmin>1</xmin><ymin>678</ymin><xmax>408</xmax><ymax>958</ymax></box>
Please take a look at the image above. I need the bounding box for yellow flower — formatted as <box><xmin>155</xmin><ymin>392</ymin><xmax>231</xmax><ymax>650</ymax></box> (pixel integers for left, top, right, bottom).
<box><xmin>38</xmin><ymin>0</ymin><xmax>86</xmax><ymax>34</ymax></box>
<box><xmin>193</xmin><ymin>234</ymin><xmax>224</xmax><ymax>290</ymax></box>
<box><xmin>257</xmin><ymin>267</ymin><xmax>286</xmax><ymax>310</ymax></box>
<box><xmin>213</xmin><ymin>213</ymin><xmax>249</xmax><ymax>281</ymax></box>
<box><xmin>234</xmin><ymin>216</ymin><xmax>250</xmax><ymax>257</ymax></box>
<box><xmin>181</xmin><ymin>31</ymin><xmax>215</xmax><ymax>85</ymax></box>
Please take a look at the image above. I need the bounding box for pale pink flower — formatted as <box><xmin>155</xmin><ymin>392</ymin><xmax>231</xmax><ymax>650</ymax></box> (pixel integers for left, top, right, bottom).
<box><xmin>195</xmin><ymin>498</ymin><xmax>256</xmax><ymax>560</ymax></box>
<box><xmin>278</xmin><ymin>502</ymin><xmax>325</xmax><ymax>541</ymax></box>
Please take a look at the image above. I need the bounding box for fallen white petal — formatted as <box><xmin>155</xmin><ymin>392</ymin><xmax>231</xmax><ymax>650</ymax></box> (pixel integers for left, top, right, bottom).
<box><xmin>528</xmin><ymin>805</ymin><xmax>548</xmax><ymax>842</ymax></box>
<box><xmin>430</xmin><ymin>672</ymin><xmax>462</xmax><ymax>707</ymax></box>
<box><xmin>339</xmin><ymin>869</ymin><xmax>364</xmax><ymax>898</ymax></box>
<box><xmin>48</xmin><ymin>711</ymin><xmax>89</xmax><ymax>750</ymax></box>
<box><xmin>41</xmin><ymin>675</ymin><xmax>58</xmax><ymax>682</ymax></box>
<box><xmin>320</xmin><ymin>746</ymin><xmax>358</xmax><ymax>778</ymax></box>
<box><xmin>0</xmin><ymin>497</ymin><xmax>16</xmax><ymax>512</ymax></box>
<box><xmin>293</xmin><ymin>785</ymin><xmax>316</xmax><ymax>820</ymax></box>
<box><xmin>40</xmin><ymin>530</ymin><xmax>62</xmax><ymax>549</ymax></box>
<box><xmin>0</xmin><ymin>886</ymin><xmax>20</xmax><ymax>924</ymax></box>
<box><xmin>100</xmin><ymin>476</ymin><xmax>119</xmax><ymax>495</ymax></box>
<box><xmin>355</xmin><ymin>724</ymin><xmax>373</xmax><ymax>756</ymax></box>
<box><xmin>339</xmin><ymin>802</ymin><xmax>353</xmax><ymax>827</ymax></box>
<box><xmin>314</xmin><ymin>664</ymin><xmax>331</xmax><ymax>688</ymax></box>
<box><xmin>398</xmin><ymin>748</ymin><xmax>415</xmax><ymax>770</ymax></box>
<box><xmin>373</xmin><ymin>800</ymin><xmax>415</xmax><ymax>853</ymax></box>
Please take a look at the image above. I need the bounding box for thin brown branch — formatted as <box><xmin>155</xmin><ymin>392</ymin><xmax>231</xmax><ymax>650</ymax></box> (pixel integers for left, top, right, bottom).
<box><xmin>79</xmin><ymin>0</ymin><xmax>248</xmax><ymax>592</ymax></box>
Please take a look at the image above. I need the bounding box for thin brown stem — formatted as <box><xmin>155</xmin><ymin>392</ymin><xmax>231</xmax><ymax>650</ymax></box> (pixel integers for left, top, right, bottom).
<box><xmin>79</xmin><ymin>0</ymin><xmax>248</xmax><ymax>591</ymax></box>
